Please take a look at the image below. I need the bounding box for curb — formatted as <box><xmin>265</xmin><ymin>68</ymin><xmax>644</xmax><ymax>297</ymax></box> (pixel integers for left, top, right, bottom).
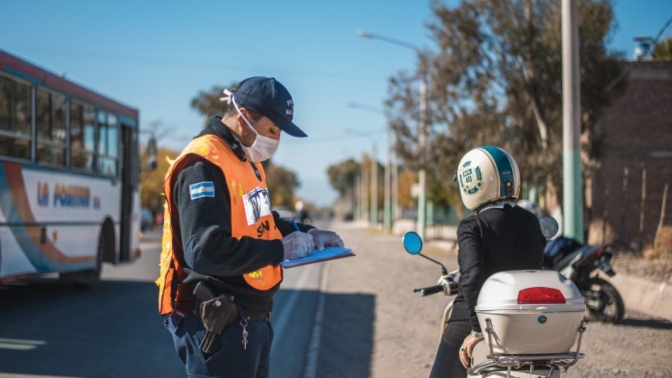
<box><xmin>606</xmin><ymin>273</ymin><xmax>672</xmax><ymax>321</ymax></box>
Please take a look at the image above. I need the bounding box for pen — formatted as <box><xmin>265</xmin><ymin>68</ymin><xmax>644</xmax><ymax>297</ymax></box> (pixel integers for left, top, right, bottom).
<box><xmin>290</xmin><ymin>219</ymin><xmax>300</xmax><ymax>232</ymax></box>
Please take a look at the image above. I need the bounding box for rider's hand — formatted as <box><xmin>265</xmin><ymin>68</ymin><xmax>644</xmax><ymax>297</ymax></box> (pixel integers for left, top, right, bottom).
<box><xmin>307</xmin><ymin>229</ymin><xmax>344</xmax><ymax>251</ymax></box>
<box><xmin>459</xmin><ymin>333</ymin><xmax>484</xmax><ymax>368</ymax></box>
<box><xmin>282</xmin><ymin>232</ymin><xmax>314</xmax><ymax>260</ymax></box>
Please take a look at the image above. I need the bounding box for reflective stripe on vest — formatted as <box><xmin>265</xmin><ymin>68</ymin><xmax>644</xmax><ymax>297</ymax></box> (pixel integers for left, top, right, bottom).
<box><xmin>156</xmin><ymin>134</ymin><xmax>282</xmax><ymax>316</ymax></box>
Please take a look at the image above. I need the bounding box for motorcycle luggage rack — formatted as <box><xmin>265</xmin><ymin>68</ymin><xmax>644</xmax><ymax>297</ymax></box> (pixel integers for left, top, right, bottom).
<box><xmin>468</xmin><ymin>318</ymin><xmax>586</xmax><ymax>377</ymax></box>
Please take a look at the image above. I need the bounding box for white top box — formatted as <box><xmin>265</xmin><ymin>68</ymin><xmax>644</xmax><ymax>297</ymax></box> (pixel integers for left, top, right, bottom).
<box><xmin>475</xmin><ymin>270</ymin><xmax>586</xmax><ymax>354</ymax></box>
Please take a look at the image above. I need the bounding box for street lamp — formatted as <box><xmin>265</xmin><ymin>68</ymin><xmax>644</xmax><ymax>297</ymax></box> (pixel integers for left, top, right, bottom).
<box><xmin>346</xmin><ymin>128</ymin><xmax>380</xmax><ymax>227</ymax></box>
<box><xmin>347</xmin><ymin>102</ymin><xmax>395</xmax><ymax>234</ymax></box>
<box><xmin>357</xmin><ymin>29</ymin><xmax>429</xmax><ymax>240</ymax></box>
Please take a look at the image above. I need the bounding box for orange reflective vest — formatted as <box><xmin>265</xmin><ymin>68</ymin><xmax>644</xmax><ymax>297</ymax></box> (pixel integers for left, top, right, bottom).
<box><xmin>156</xmin><ymin>133</ymin><xmax>282</xmax><ymax>316</ymax></box>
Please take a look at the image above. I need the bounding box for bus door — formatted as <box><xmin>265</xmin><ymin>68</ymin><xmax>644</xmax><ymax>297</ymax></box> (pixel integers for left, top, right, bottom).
<box><xmin>118</xmin><ymin>122</ymin><xmax>137</xmax><ymax>262</ymax></box>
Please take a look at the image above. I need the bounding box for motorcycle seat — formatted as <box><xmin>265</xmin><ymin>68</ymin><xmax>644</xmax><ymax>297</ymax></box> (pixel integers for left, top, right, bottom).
<box><xmin>554</xmin><ymin>249</ymin><xmax>583</xmax><ymax>270</ymax></box>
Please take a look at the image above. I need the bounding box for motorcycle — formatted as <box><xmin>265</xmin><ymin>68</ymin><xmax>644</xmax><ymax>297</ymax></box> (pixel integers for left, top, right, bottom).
<box><xmin>544</xmin><ymin>237</ymin><xmax>625</xmax><ymax>324</ymax></box>
<box><xmin>403</xmin><ymin>217</ymin><xmax>587</xmax><ymax>378</ymax></box>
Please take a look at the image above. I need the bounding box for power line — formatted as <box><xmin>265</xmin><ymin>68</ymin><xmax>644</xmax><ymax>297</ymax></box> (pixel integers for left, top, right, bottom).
<box><xmin>604</xmin><ymin>15</ymin><xmax>672</xmax><ymax>93</ymax></box>
<box><xmin>7</xmin><ymin>46</ymin><xmax>387</xmax><ymax>83</ymax></box>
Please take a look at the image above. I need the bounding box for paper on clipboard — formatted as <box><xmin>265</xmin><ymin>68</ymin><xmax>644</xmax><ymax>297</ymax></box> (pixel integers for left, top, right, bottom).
<box><xmin>280</xmin><ymin>247</ymin><xmax>355</xmax><ymax>268</ymax></box>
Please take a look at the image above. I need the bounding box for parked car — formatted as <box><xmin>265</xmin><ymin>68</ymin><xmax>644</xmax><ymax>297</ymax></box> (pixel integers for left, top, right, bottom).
<box><xmin>141</xmin><ymin>208</ymin><xmax>154</xmax><ymax>231</ymax></box>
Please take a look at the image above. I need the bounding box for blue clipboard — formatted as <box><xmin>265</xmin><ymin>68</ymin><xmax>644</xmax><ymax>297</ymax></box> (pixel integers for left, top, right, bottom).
<box><xmin>280</xmin><ymin>247</ymin><xmax>355</xmax><ymax>268</ymax></box>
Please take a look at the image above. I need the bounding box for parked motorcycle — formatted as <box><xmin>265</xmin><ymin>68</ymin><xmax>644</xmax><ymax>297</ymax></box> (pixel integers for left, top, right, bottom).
<box><xmin>403</xmin><ymin>217</ymin><xmax>587</xmax><ymax>377</ymax></box>
<box><xmin>544</xmin><ymin>237</ymin><xmax>625</xmax><ymax>324</ymax></box>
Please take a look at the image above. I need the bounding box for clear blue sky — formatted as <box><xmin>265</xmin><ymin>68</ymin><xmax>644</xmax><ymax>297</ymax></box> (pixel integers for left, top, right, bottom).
<box><xmin>1</xmin><ymin>0</ymin><xmax>670</xmax><ymax>206</ymax></box>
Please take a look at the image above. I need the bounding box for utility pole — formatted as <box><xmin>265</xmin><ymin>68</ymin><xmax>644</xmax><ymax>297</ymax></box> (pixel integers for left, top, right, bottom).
<box><xmin>357</xmin><ymin>30</ymin><xmax>428</xmax><ymax>240</ymax></box>
<box><xmin>360</xmin><ymin>155</ymin><xmax>369</xmax><ymax>223</ymax></box>
<box><xmin>348</xmin><ymin>102</ymin><xmax>393</xmax><ymax>233</ymax></box>
<box><xmin>562</xmin><ymin>0</ymin><xmax>584</xmax><ymax>242</ymax></box>
<box><xmin>417</xmin><ymin>76</ymin><xmax>428</xmax><ymax>240</ymax></box>
<box><xmin>383</xmin><ymin>126</ymin><xmax>392</xmax><ymax>233</ymax></box>
<box><xmin>370</xmin><ymin>142</ymin><xmax>379</xmax><ymax>226</ymax></box>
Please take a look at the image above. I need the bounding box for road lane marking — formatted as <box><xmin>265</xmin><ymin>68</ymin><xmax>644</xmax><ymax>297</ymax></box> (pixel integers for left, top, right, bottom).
<box><xmin>0</xmin><ymin>337</ymin><xmax>46</xmax><ymax>351</ymax></box>
<box><xmin>303</xmin><ymin>263</ymin><xmax>328</xmax><ymax>378</ymax></box>
<box><xmin>271</xmin><ymin>264</ymin><xmax>313</xmax><ymax>354</ymax></box>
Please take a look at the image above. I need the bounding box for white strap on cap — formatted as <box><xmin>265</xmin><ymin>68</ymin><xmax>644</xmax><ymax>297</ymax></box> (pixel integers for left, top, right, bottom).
<box><xmin>220</xmin><ymin>88</ymin><xmax>246</xmax><ymax>116</ymax></box>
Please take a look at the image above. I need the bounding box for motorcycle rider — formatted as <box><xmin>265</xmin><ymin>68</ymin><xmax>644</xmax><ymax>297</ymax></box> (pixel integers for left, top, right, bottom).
<box><xmin>429</xmin><ymin>146</ymin><xmax>546</xmax><ymax>377</ymax></box>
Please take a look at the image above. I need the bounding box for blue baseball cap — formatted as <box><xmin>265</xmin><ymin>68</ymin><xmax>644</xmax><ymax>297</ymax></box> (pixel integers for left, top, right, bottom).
<box><xmin>233</xmin><ymin>76</ymin><xmax>307</xmax><ymax>138</ymax></box>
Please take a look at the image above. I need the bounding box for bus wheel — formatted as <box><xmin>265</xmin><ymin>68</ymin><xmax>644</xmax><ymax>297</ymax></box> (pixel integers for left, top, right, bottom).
<box><xmin>60</xmin><ymin>232</ymin><xmax>104</xmax><ymax>289</ymax></box>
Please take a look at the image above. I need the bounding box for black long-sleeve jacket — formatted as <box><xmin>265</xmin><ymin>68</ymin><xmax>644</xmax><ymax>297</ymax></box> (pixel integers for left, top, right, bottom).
<box><xmin>170</xmin><ymin>116</ymin><xmax>312</xmax><ymax>313</ymax></box>
<box><xmin>449</xmin><ymin>204</ymin><xmax>545</xmax><ymax>332</ymax></box>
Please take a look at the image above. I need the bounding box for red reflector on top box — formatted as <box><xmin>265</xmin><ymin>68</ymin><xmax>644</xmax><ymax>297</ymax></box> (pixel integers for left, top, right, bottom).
<box><xmin>517</xmin><ymin>287</ymin><xmax>566</xmax><ymax>304</ymax></box>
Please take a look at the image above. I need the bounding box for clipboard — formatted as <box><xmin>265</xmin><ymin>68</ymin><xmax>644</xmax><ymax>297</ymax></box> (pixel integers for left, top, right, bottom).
<box><xmin>280</xmin><ymin>247</ymin><xmax>355</xmax><ymax>268</ymax></box>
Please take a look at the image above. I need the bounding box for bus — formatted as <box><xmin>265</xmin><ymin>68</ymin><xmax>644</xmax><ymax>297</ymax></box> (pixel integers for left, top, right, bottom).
<box><xmin>0</xmin><ymin>49</ymin><xmax>154</xmax><ymax>287</ymax></box>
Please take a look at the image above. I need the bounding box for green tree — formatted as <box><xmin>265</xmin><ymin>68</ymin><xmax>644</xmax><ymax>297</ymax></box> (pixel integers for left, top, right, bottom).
<box><xmin>653</xmin><ymin>36</ymin><xmax>672</xmax><ymax>60</ymax></box>
<box><xmin>190</xmin><ymin>84</ymin><xmax>303</xmax><ymax>208</ymax></box>
<box><xmin>386</xmin><ymin>0</ymin><xmax>625</xmax><ymax>213</ymax></box>
<box><xmin>262</xmin><ymin>160</ymin><xmax>300</xmax><ymax>208</ymax></box>
<box><xmin>326</xmin><ymin>158</ymin><xmax>360</xmax><ymax>196</ymax></box>
<box><xmin>191</xmin><ymin>83</ymin><xmax>237</xmax><ymax>117</ymax></box>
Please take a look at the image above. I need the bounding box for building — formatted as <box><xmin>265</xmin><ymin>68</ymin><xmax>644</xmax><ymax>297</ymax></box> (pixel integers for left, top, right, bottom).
<box><xmin>588</xmin><ymin>60</ymin><xmax>672</xmax><ymax>252</ymax></box>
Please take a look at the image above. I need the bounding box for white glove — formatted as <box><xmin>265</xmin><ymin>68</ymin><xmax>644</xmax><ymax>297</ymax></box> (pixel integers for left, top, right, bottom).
<box><xmin>308</xmin><ymin>229</ymin><xmax>344</xmax><ymax>251</ymax></box>
<box><xmin>282</xmin><ymin>232</ymin><xmax>314</xmax><ymax>260</ymax></box>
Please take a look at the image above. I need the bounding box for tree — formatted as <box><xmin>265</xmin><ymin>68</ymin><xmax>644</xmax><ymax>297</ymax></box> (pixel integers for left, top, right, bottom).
<box><xmin>386</xmin><ymin>0</ymin><xmax>625</xmax><ymax>214</ymax></box>
<box><xmin>262</xmin><ymin>160</ymin><xmax>301</xmax><ymax>208</ymax></box>
<box><xmin>139</xmin><ymin>120</ymin><xmax>179</xmax><ymax>214</ymax></box>
<box><xmin>191</xmin><ymin>83</ymin><xmax>237</xmax><ymax>117</ymax></box>
<box><xmin>326</xmin><ymin>158</ymin><xmax>360</xmax><ymax>196</ymax></box>
<box><xmin>140</xmin><ymin>146</ymin><xmax>180</xmax><ymax>214</ymax></box>
<box><xmin>653</xmin><ymin>36</ymin><xmax>672</xmax><ymax>60</ymax></box>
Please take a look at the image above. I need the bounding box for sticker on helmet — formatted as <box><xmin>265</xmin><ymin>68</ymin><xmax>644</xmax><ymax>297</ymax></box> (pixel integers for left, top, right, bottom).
<box><xmin>460</xmin><ymin>164</ymin><xmax>483</xmax><ymax>195</ymax></box>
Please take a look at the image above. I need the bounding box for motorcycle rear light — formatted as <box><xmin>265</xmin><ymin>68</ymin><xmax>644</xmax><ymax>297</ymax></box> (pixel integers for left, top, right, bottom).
<box><xmin>589</xmin><ymin>248</ymin><xmax>603</xmax><ymax>263</ymax></box>
<box><xmin>517</xmin><ymin>287</ymin><xmax>566</xmax><ymax>304</ymax></box>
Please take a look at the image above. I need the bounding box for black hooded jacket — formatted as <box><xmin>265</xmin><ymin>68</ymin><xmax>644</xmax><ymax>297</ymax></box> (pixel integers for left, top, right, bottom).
<box><xmin>449</xmin><ymin>204</ymin><xmax>545</xmax><ymax>332</ymax></box>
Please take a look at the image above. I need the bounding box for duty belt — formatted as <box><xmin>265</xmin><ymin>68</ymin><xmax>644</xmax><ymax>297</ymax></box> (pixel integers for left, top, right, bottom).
<box><xmin>174</xmin><ymin>281</ymin><xmax>270</xmax><ymax>322</ymax></box>
<box><xmin>175</xmin><ymin>301</ymin><xmax>269</xmax><ymax>322</ymax></box>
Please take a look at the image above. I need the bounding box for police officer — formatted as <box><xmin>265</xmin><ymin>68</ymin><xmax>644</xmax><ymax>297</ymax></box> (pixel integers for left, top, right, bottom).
<box><xmin>157</xmin><ymin>76</ymin><xmax>344</xmax><ymax>378</ymax></box>
<box><xmin>429</xmin><ymin>146</ymin><xmax>545</xmax><ymax>377</ymax></box>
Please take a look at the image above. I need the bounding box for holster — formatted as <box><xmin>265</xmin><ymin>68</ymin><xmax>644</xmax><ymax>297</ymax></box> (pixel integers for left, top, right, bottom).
<box><xmin>193</xmin><ymin>282</ymin><xmax>237</xmax><ymax>352</ymax></box>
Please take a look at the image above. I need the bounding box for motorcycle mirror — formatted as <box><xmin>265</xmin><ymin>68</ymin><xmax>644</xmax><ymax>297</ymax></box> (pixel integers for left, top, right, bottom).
<box><xmin>539</xmin><ymin>216</ymin><xmax>559</xmax><ymax>239</ymax></box>
<box><xmin>402</xmin><ymin>231</ymin><xmax>423</xmax><ymax>255</ymax></box>
<box><xmin>403</xmin><ymin>231</ymin><xmax>449</xmax><ymax>275</ymax></box>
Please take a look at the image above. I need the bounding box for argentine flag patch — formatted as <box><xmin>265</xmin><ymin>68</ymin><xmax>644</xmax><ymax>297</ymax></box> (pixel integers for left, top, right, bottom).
<box><xmin>189</xmin><ymin>181</ymin><xmax>215</xmax><ymax>200</ymax></box>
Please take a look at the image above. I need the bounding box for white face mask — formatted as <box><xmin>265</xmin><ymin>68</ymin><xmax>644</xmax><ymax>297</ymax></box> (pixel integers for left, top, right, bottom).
<box><xmin>240</xmin><ymin>115</ymin><xmax>279</xmax><ymax>163</ymax></box>
<box><xmin>227</xmin><ymin>93</ymin><xmax>279</xmax><ymax>163</ymax></box>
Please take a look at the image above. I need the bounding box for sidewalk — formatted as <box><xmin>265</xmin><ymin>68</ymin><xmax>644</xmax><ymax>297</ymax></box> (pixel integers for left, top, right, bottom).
<box><xmin>384</xmin><ymin>218</ymin><xmax>672</xmax><ymax>321</ymax></box>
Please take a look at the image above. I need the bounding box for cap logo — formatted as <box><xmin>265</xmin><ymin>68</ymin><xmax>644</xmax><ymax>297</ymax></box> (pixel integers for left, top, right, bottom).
<box><xmin>286</xmin><ymin>99</ymin><xmax>293</xmax><ymax>115</ymax></box>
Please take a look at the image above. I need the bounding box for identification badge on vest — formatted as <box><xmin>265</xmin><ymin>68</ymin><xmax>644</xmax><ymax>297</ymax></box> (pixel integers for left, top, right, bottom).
<box><xmin>243</xmin><ymin>187</ymin><xmax>272</xmax><ymax>226</ymax></box>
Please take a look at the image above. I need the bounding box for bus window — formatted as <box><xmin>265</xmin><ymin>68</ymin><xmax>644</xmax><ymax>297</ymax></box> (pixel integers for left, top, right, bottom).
<box><xmin>70</xmin><ymin>101</ymin><xmax>96</xmax><ymax>172</ymax></box>
<box><xmin>36</xmin><ymin>88</ymin><xmax>67</xmax><ymax>166</ymax></box>
<box><xmin>97</xmin><ymin>111</ymin><xmax>118</xmax><ymax>177</ymax></box>
<box><xmin>0</xmin><ymin>74</ymin><xmax>32</xmax><ymax>160</ymax></box>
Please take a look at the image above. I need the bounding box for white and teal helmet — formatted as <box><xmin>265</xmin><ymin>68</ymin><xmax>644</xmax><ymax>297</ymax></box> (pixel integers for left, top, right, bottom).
<box><xmin>455</xmin><ymin>146</ymin><xmax>521</xmax><ymax>211</ymax></box>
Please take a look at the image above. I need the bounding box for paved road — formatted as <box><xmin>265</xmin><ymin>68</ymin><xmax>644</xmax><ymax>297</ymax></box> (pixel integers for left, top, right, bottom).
<box><xmin>2</xmin><ymin>221</ymin><xmax>671</xmax><ymax>378</ymax></box>
<box><xmin>0</xmin><ymin>222</ymin><xmax>328</xmax><ymax>378</ymax></box>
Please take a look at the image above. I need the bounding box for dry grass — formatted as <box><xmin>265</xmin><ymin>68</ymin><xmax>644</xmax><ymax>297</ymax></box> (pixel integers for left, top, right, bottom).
<box><xmin>645</xmin><ymin>226</ymin><xmax>672</xmax><ymax>260</ymax></box>
<box><xmin>612</xmin><ymin>251</ymin><xmax>672</xmax><ymax>283</ymax></box>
